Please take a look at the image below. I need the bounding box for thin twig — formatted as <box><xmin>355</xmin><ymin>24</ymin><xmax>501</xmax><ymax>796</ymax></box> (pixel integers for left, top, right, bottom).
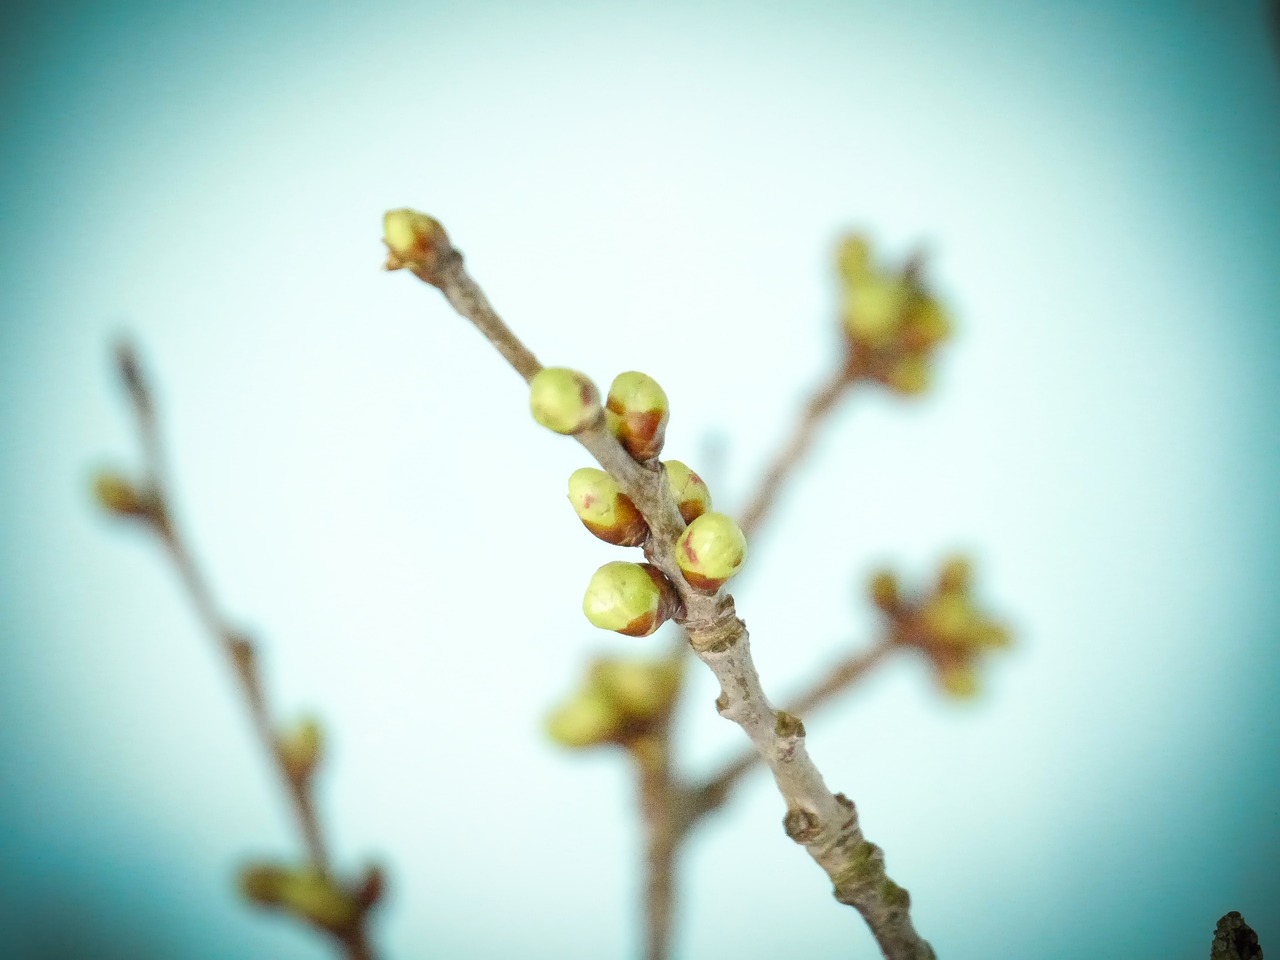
<box><xmin>633</xmin><ymin>733</ymin><xmax>683</xmax><ymax>960</ymax></box>
<box><xmin>738</xmin><ymin>355</ymin><xmax>859</xmax><ymax>540</ymax></box>
<box><xmin>113</xmin><ymin>343</ymin><xmax>377</xmax><ymax>960</ymax></box>
<box><xmin>394</xmin><ymin>235</ymin><xmax>936</xmax><ymax>960</ymax></box>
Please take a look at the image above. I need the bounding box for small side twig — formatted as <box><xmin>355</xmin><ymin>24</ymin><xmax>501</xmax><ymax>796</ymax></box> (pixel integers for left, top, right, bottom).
<box><xmin>104</xmin><ymin>343</ymin><xmax>380</xmax><ymax>960</ymax></box>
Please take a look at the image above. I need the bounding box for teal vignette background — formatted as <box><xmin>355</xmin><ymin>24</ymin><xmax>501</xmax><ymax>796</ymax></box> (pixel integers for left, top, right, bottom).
<box><xmin>1</xmin><ymin>1</ymin><xmax>1278</xmax><ymax>958</ymax></box>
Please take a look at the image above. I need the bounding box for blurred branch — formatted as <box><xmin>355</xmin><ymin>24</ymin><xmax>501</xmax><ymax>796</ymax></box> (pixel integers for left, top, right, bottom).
<box><xmin>98</xmin><ymin>342</ymin><xmax>382</xmax><ymax>960</ymax></box>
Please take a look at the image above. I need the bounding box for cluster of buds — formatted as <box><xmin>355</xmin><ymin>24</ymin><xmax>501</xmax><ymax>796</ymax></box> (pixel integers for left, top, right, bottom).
<box><xmin>239</xmin><ymin>861</ymin><xmax>384</xmax><ymax>938</ymax></box>
<box><xmin>869</xmin><ymin>556</ymin><xmax>1010</xmax><ymax>697</ymax></box>
<box><xmin>545</xmin><ymin>655</ymin><xmax>683</xmax><ymax>749</ymax></box>
<box><xmin>836</xmin><ymin>234</ymin><xmax>952</xmax><ymax>396</ymax></box>
<box><xmin>528</xmin><ymin>368</ymin><xmax>748</xmax><ymax>637</ymax></box>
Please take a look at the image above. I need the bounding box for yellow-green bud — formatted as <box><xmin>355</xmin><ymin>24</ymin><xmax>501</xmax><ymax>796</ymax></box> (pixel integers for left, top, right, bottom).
<box><xmin>842</xmin><ymin>274</ymin><xmax>908</xmax><ymax>346</ymax></box>
<box><xmin>937</xmin><ymin>556</ymin><xmax>972</xmax><ymax>594</ymax></box>
<box><xmin>868</xmin><ymin>569</ymin><xmax>900</xmax><ymax>611</ymax></box>
<box><xmin>92</xmin><ymin>471</ymin><xmax>154</xmax><ymax>520</ymax></box>
<box><xmin>973</xmin><ymin>623</ymin><xmax>1012</xmax><ymax>649</ymax></box>
<box><xmin>938</xmin><ymin>663</ymin><xmax>979</xmax><ymax>699</ymax></box>
<box><xmin>885</xmin><ymin>355</ymin><xmax>931</xmax><ymax>395</ymax></box>
<box><xmin>901</xmin><ymin>295</ymin><xmax>951</xmax><ymax>352</ymax></box>
<box><xmin>567</xmin><ymin>467</ymin><xmax>648</xmax><ymax>546</ymax></box>
<box><xmin>279</xmin><ymin>869</ymin><xmax>360</xmax><ymax>933</ymax></box>
<box><xmin>590</xmin><ymin>657</ymin><xmax>682</xmax><ymax>721</ymax></box>
<box><xmin>921</xmin><ymin>593</ymin><xmax>975</xmax><ymax>647</ymax></box>
<box><xmin>239</xmin><ymin>863</ymin><xmax>290</xmax><ymax>907</ymax></box>
<box><xmin>582</xmin><ymin>561</ymin><xmax>677</xmax><ymax>636</ymax></box>
<box><xmin>606</xmin><ymin>371</ymin><xmax>669</xmax><ymax>461</ymax></box>
<box><xmin>278</xmin><ymin>716</ymin><xmax>323</xmax><ymax>782</ymax></box>
<box><xmin>529</xmin><ymin>367</ymin><xmax>602</xmax><ymax>435</ymax></box>
<box><xmin>836</xmin><ymin>234</ymin><xmax>873</xmax><ymax>282</ymax></box>
<box><xmin>546</xmin><ymin>687</ymin><xmax>621</xmax><ymax>748</ymax></box>
<box><xmin>663</xmin><ymin>460</ymin><xmax>712</xmax><ymax>524</ymax></box>
<box><xmin>675</xmin><ymin>511</ymin><xmax>747</xmax><ymax>591</ymax></box>
<box><xmin>382</xmin><ymin>208</ymin><xmax>448</xmax><ymax>273</ymax></box>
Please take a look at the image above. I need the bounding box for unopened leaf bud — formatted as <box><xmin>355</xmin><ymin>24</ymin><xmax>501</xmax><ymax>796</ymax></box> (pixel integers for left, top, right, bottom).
<box><xmin>606</xmin><ymin>371</ymin><xmax>669</xmax><ymax>461</ymax></box>
<box><xmin>278</xmin><ymin>716</ymin><xmax>323</xmax><ymax>782</ymax></box>
<box><xmin>939</xmin><ymin>663</ymin><xmax>979</xmax><ymax>699</ymax></box>
<box><xmin>582</xmin><ymin>561</ymin><xmax>678</xmax><ymax>636</ymax></box>
<box><xmin>663</xmin><ymin>460</ymin><xmax>712</xmax><ymax>523</ymax></box>
<box><xmin>836</xmin><ymin>234</ymin><xmax>873</xmax><ymax>282</ymax></box>
<box><xmin>92</xmin><ymin>471</ymin><xmax>155</xmax><ymax>520</ymax></box>
<box><xmin>354</xmin><ymin>865</ymin><xmax>386</xmax><ymax>910</ymax></box>
<box><xmin>567</xmin><ymin>467</ymin><xmax>648</xmax><ymax>546</ymax></box>
<box><xmin>937</xmin><ymin>556</ymin><xmax>972</xmax><ymax>594</ymax></box>
<box><xmin>239</xmin><ymin>863</ymin><xmax>290</xmax><ymax>907</ymax></box>
<box><xmin>590</xmin><ymin>657</ymin><xmax>682</xmax><ymax>721</ymax></box>
<box><xmin>280</xmin><ymin>869</ymin><xmax>360</xmax><ymax>933</ymax></box>
<box><xmin>842</xmin><ymin>274</ymin><xmax>909</xmax><ymax>346</ymax></box>
<box><xmin>546</xmin><ymin>687</ymin><xmax>621</xmax><ymax>748</ymax></box>
<box><xmin>921</xmin><ymin>593</ymin><xmax>975</xmax><ymax>647</ymax></box>
<box><xmin>901</xmin><ymin>296</ymin><xmax>951</xmax><ymax>352</ymax></box>
<box><xmin>382</xmin><ymin>208</ymin><xmax>449</xmax><ymax>274</ymax></box>
<box><xmin>530</xmin><ymin>367</ymin><xmax>602</xmax><ymax>435</ymax></box>
<box><xmin>885</xmin><ymin>355</ymin><xmax>931</xmax><ymax>395</ymax></box>
<box><xmin>676</xmin><ymin>511</ymin><xmax>747</xmax><ymax>591</ymax></box>
<box><xmin>868</xmin><ymin>569</ymin><xmax>900</xmax><ymax>611</ymax></box>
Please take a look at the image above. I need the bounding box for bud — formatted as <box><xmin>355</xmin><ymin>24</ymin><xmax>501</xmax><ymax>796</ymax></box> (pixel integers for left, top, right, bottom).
<box><xmin>606</xmin><ymin>371</ymin><xmax>669</xmax><ymax>461</ymax></box>
<box><xmin>278</xmin><ymin>716</ymin><xmax>323</xmax><ymax>782</ymax></box>
<box><xmin>582</xmin><ymin>561</ymin><xmax>678</xmax><ymax>637</ymax></box>
<box><xmin>567</xmin><ymin>467</ymin><xmax>648</xmax><ymax>546</ymax></box>
<box><xmin>92</xmin><ymin>471</ymin><xmax>155</xmax><ymax>520</ymax></box>
<box><xmin>885</xmin><ymin>355</ymin><xmax>931</xmax><ymax>395</ymax></box>
<box><xmin>590</xmin><ymin>657</ymin><xmax>682</xmax><ymax>721</ymax></box>
<box><xmin>280</xmin><ymin>869</ymin><xmax>360</xmax><ymax>933</ymax></box>
<box><xmin>921</xmin><ymin>593</ymin><xmax>975</xmax><ymax>648</ymax></box>
<box><xmin>354</xmin><ymin>864</ymin><xmax>386</xmax><ymax>911</ymax></box>
<box><xmin>973</xmin><ymin>622</ymin><xmax>1012</xmax><ymax>649</ymax></box>
<box><xmin>836</xmin><ymin>234</ymin><xmax>873</xmax><ymax>282</ymax></box>
<box><xmin>382</xmin><ymin>208</ymin><xmax>449</xmax><ymax>274</ymax></box>
<box><xmin>239</xmin><ymin>863</ymin><xmax>290</xmax><ymax>907</ymax></box>
<box><xmin>841</xmin><ymin>274</ymin><xmax>908</xmax><ymax>346</ymax></box>
<box><xmin>675</xmin><ymin>511</ymin><xmax>747</xmax><ymax>591</ymax></box>
<box><xmin>529</xmin><ymin>367</ymin><xmax>602</xmax><ymax>435</ymax></box>
<box><xmin>546</xmin><ymin>687</ymin><xmax>621</xmax><ymax>748</ymax></box>
<box><xmin>868</xmin><ymin>569</ymin><xmax>900</xmax><ymax>611</ymax></box>
<box><xmin>663</xmin><ymin>460</ymin><xmax>712</xmax><ymax>524</ymax></box>
<box><xmin>937</xmin><ymin>556</ymin><xmax>972</xmax><ymax>594</ymax></box>
<box><xmin>901</xmin><ymin>295</ymin><xmax>951</xmax><ymax>352</ymax></box>
<box><xmin>938</xmin><ymin>663</ymin><xmax>979</xmax><ymax>699</ymax></box>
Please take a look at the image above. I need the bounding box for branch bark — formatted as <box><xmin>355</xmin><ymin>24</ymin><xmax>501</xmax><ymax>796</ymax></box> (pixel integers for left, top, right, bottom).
<box><xmin>393</xmin><ymin>235</ymin><xmax>935</xmax><ymax>960</ymax></box>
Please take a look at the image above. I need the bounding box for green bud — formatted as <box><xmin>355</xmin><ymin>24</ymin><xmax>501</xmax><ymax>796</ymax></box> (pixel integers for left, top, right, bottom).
<box><xmin>529</xmin><ymin>367</ymin><xmax>602</xmax><ymax>435</ymax></box>
<box><xmin>567</xmin><ymin>467</ymin><xmax>648</xmax><ymax>546</ymax></box>
<box><xmin>885</xmin><ymin>355</ymin><xmax>931</xmax><ymax>395</ymax></box>
<box><xmin>836</xmin><ymin>234</ymin><xmax>873</xmax><ymax>282</ymax></box>
<box><xmin>590</xmin><ymin>657</ymin><xmax>682</xmax><ymax>721</ymax></box>
<box><xmin>582</xmin><ymin>561</ymin><xmax>677</xmax><ymax>636</ymax></box>
<box><xmin>663</xmin><ymin>460</ymin><xmax>712</xmax><ymax>524</ymax></box>
<box><xmin>546</xmin><ymin>687</ymin><xmax>621</xmax><ymax>748</ymax></box>
<box><xmin>868</xmin><ymin>569</ymin><xmax>900</xmax><ymax>611</ymax></box>
<box><xmin>382</xmin><ymin>208</ymin><xmax>448</xmax><ymax>273</ymax></box>
<box><xmin>606</xmin><ymin>371</ymin><xmax>669</xmax><ymax>461</ymax></box>
<box><xmin>676</xmin><ymin>511</ymin><xmax>747</xmax><ymax>591</ymax></box>
<box><xmin>937</xmin><ymin>556</ymin><xmax>972</xmax><ymax>594</ymax></box>
<box><xmin>279</xmin><ymin>869</ymin><xmax>360</xmax><ymax>933</ymax></box>
<box><xmin>921</xmin><ymin>593</ymin><xmax>975</xmax><ymax>647</ymax></box>
<box><xmin>92</xmin><ymin>471</ymin><xmax>155</xmax><ymax>520</ymax></box>
<box><xmin>901</xmin><ymin>295</ymin><xmax>951</xmax><ymax>352</ymax></box>
<box><xmin>938</xmin><ymin>663</ymin><xmax>979</xmax><ymax>699</ymax></box>
<box><xmin>278</xmin><ymin>716</ymin><xmax>323</xmax><ymax>782</ymax></box>
<box><xmin>842</xmin><ymin>274</ymin><xmax>909</xmax><ymax>346</ymax></box>
<box><xmin>239</xmin><ymin>863</ymin><xmax>290</xmax><ymax>907</ymax></box>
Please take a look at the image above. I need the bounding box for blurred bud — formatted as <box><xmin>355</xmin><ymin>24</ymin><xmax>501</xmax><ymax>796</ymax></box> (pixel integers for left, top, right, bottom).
<box><xmin>280</xmin><ymin>869</ymin><xmax>361</xmax><ymax>933</ymax></box>
<box><xmin>92</xmin><ymin>471</ymin><xmax>156</xmax><ymax>520</ymax></box>
<box><xmin>842</xmin><ymin>274</ymin><xmax>909</xmax><ymax>346</ymax></box>
<box><xmin>884</xmin><ymin>355</ymin><xmax>931</xmax><ymax>395</ymax></box>
<box><xmin>937</xmin><ymin>556</ymin><xmax>972</xmax><ymax>594</ymax></box>
<box><xmin>382</xmin><ymin>208</ymin><xmax>449</xmax><ymax>275</ymax></box>
<box><xmin>676</xmin><ymin>511</ymin><xmax>747</xmax><ymax>591</ymax></box>
<box><xmin>529</xmin><ymin>367</ymin><xmax>602</xmax><ymax>435</ymax></box>
<box><xmin>663</xmin><ymin>460</ymin><xmax>712</xmax><ymax>524</ymax></box>
<box><xmin>606</xmin><ymin>371</ymin><xmax>669</xmax><ymax>461</ymax></box>
<box><xmin>354</xmin><ymin>864</ymin><xmax>386</xmax><ymax>911</ymax></box>
<box><xmin>546</xmin><ymin>687</ymin><xmax>621</xmax><ymax>748</ymax></box>
<box><xmin>836</xmin><ymin>234</ymin><xmax>873</xmax><ymax>282</ymax></box>
<box><xmin>921</xmin><ymin>593</ymin><xmax>975</xmax><ymax>648</ymax></box>
<box><xmin>239</xmin><ymin>863</ymin><xmax>290</xmax><ymax>907</ymax></box>
<box><xmin>590</xmin><ymin>657</ymin><xmax>682</xmax><ymax>721</ymax></box>
<box><xmin>567</xmin><ymin>467</ymin><xmax>648</xmax><ymax>546</ymax></box>
<box><xmin>901</xmin><ymin>296</ymin><xmax>951</xmax><ymax>352</ymax></box>
<box><xmin>938</xmin><ymin>663</ymin><xmax>979</xmax><ymax>699</ymax></box>
<box><xmin>582</xmin><ymin>561</ymin><xmax>678</xmax><ymax>636</ymax></box>
<box><xmin>868</xmin><ymin>569</ymin><xmax>900</xmax><ymax>612</ymax></box>
<box><xmin>278</xmin><ymin>716</ymin><xmax>323</xmax><ymax>782</ymax></box>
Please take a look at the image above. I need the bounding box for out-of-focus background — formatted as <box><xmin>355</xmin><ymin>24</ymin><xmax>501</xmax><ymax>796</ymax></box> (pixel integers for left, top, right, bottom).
<box><xmin>2</xmin><ymin>1</ymin><xmax>1277</xmax><ymax>958</ymax></box>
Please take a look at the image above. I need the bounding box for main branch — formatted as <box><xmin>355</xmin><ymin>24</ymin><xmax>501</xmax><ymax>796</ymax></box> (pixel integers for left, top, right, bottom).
<box><xmin>387</xmin><ymin>219</ymin><xmax>935</xmax><ymax>960</ymax></box>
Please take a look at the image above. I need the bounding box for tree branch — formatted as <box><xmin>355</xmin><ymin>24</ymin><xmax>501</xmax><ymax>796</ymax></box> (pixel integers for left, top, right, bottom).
<box><xmin>109</xmin><ymin>343</ymin><xmax>379</xmax><ymax>960</ymax></box>
<box><xmin>390</xmin><ymin>227</ymin><xmax>935</xmax><ymax>960</ymax></box>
